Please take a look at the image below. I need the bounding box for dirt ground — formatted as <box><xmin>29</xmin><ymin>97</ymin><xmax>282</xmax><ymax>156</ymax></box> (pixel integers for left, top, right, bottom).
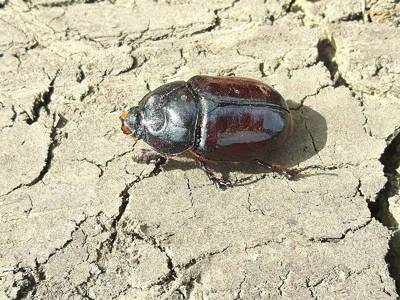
<box><xmin>1</xmin><ymin>0</ymin><xmax>400</xmax><ymax>299</ymax></box>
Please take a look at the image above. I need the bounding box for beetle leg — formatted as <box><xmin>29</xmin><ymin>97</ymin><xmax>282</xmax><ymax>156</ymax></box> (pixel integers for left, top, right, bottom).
<box><xmin>255</xmin><ymin>160</ymin><xmax>321</xmax><ymax>179</ymax></box>
<box><xmin>132</xmin><ymin>149</ymin><xmax>167</xmax><ymax>164</ymax></box>
<box><xmin>197</xmin><ymin>160</ymin><xmax>233</xmax><ymax>189</ymax></box>
<box><xmin>132</xmin><ymin>149</ymin><xmax>167</xmax><ymax>177</ymax></box>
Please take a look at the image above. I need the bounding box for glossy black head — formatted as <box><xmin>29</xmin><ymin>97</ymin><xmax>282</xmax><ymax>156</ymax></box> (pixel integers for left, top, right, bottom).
<box><xmin>120</xmin><ymin>106</ymin><xmax>144</xmax><ymax>138</ymax></box>
<box><xmin>121</xmin><ymin>81</ymin><xmax>199</xmax><ymax>155</ymax></box>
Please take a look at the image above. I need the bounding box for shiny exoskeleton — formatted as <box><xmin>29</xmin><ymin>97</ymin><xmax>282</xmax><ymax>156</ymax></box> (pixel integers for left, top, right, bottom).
<box><xmin>120</xmin><ymin>75</ymin><xmax>311</xmax><ymax>188</ymax></box>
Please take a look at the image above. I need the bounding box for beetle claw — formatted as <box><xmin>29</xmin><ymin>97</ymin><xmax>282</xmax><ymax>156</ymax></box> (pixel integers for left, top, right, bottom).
<box><xmin>256</xmin><ymin>159</ymin><xmax>321</xmax><ymax>179</ymax></box>
<box><xmin>212</xmin><ymin>178</ymin><xmax>233</xmax><ymax>189</ymax></box>
<box><xmin>286</xmin><ymin>164</ymin><xmax>324</xmax><ymax>179</ymax></box>
<box><xmin>281</xmin><ymin>169</ymin><xmax>300</xmax><ymax>179</ymax></box>
<box><xmin>256</xmin><ymin>159</ymin><xmax>285</xmax><ymax>177</ymax></box>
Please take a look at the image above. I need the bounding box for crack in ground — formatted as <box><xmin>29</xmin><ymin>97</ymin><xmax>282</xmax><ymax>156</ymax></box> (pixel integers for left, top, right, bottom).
<box><xmin>294</xmin><ymin>34</ymin><xmax>400</xmax><ymax>294</ymax></box>
<box><xmin>7</xmin><ymin>216</ymin><xmax>89</xmax><ymax>299</ymax></box>
<box><xmin>190</xmin><ymin>9</ymin><xmax>220</xmax><ymax>36</ymax></box>
<box><xmin>161</xmin><ymin>245</ymin><xmax>231</xmax><ymax>299</ymax></box>
<box><xmin>107</xmin><ymin>177</ymin><xmax>140</xmax><ymax>252</ymax></box>
<box><xmin>190</xmin><ymin>0</ymin><xmax>241</xmax><ymax>35</ymax></box>
<box><xmin>318</xmin><ymin>33</ymin><xmax>400</xmax><ymax>294</ymax></box>
<box><xmin>386</xmin><ymin>126</ymin><xmax>400</xmax><ymax>144</ymax></box>
<box><xmin>246</xmin><ymin>193</ymin><xmax>265</xmax><ymax>216</ymax></box>
<box><xmin>131</xmin><ymin>229</ymin><xmax>178</xmax><ymax>289</ymax></box>
<box><xmin>26</xmin><ymin>70</ymin><xmax>59</xmax><ymax>125</ymax></box>
<box><xmin>72</xmin><ymin>162</ymin><xmax>172</xmax><ymax>297</ymax></box>
<box><xmin>372</xmin><ymin>132</ymin><xmax>400</xmax><ymax>294</ymax></box>
<box><xmin>7</xmin><ymin>266</ymin><xmax>37</xmax><ymax>299</ymax></box>
<box><xmin>305</xmin><ymin>278</ymin><xmax>317</xmax><ymax>300</ymax></box>
<box><xmin>317</xmin><ymin>36</ymin><xmax>373</xmax><ymax>136</ymax></box>
<box><xmin>25</xmin><ymin>115</ymin><xmax>60</xmax><ymax>184</ymax></box>
<box><xmin>174</xmin><ymin>175</ymin><xmax>196</xmax><ymax>218</ymax></box>
<box><xmin>0</xmin><ymin>113</ymin><xmax>62</xmax><ymax>198</ymax></box>
<box><xmin>244</xmin><ymin>238</ymin><xmax>286</xmax><ymax>254</ymax></box>
<box><xmin>38</xmin><ymin>216</ymin><xmax>89</xmax><ymax>276</ymax></box>
<box><xmin>309</xmin><ymin>219</ymin><xmax>372</xmax><ymax>243</ymax></box>
<box><xmin>292</xmin><ymin>84</ymin><xmax>330</xmax><ymax>111</ymax></box>
<box><xmin>76</xmin><ymin>149</ymin><xmax>135</xmax><ymax>178</ymax></box>
<box><xmin>234</xmin><ymin>274</ymin><xmax>246</xmax><ymax>300</ymax></box>
<box><xmin>277</xmin><ymin>270</ymin><xmax>290</xmax><ymax>296</ymax></box>
<box><xmin>0</xmin><ymin>104</ymin><xmax>17</xmax><ymax>131</ymax></box>
<box><xmin>284</xmin><ymin>0</ymin><xmax>297</xmax><ymax>13</ymax></box>
<box><xmin>303</xmin><ymin>114</ymin><xmax>324</xmax><ymax>164</ymax></box>
<box><xmin>185</xmin><ymin>177</ymin><xmax>194</xmax><ymax>210</ymax></box>
<box><xmin>30</xmin><ymin>0</ymin><xmax>105</xmax><ymax>8</ymax></box>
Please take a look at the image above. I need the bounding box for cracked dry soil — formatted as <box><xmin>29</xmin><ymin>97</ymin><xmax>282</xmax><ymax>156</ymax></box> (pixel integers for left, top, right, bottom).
<box><xmin>1</xmin><ymin>0</ymin><xmax>400</xmax><ymax>299</ymax></box>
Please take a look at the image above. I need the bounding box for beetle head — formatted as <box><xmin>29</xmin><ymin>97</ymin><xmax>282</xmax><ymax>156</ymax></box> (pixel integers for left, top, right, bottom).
<box><xmin>120</xmin><ymin>81</ymin><xmax>198</xmax><ymax>155</ymax></box>
<box><xmin>119</xmin><ymin>106</ymin><xmax>144</xmax><ymax>139</ymax></box>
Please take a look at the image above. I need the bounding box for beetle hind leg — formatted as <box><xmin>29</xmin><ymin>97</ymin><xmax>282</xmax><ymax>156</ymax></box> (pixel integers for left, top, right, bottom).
<box><xmin>197</xmin><ymin>160</ymin><xmax>233</xmax><ymax>189</ymax></box>
<box><xmin>255</xmin><ymin>159</ymin><xmax>322</xmax><ymax>179</ymax></box>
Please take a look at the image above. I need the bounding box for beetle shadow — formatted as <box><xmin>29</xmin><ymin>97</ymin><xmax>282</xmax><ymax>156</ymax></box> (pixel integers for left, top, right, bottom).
<box><xmin>163</xmin><ymin>101</ymin><xmax>328</xmax><ymax>181</ymax></box>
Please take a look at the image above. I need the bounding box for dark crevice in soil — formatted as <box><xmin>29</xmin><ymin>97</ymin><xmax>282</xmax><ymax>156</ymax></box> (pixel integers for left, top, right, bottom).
<box><xmin>316</xmin><ymin>37</ymin><xmax>348</xmax><ymax>88</ymax></box>
<box><xmin>148</xmin><ymin>156</ymin><xmax>167</xmax><ymax>177</ymax></box>
<box><xmin>27</xmin><ymin>71</ymin><xmax>58</xmax><ymax>125</ymax></box>
<box><xmin>8</xmin><ymin>267</ymin><xmax>37</xmax><ymax>299</ymax></box>
<box><xmin>338</xmin><ymin>12</ymin><xmax>365</xmax><ymax>22</ymax></box>
<box><xmin>309</xmin><ymin>219</ymin><xmax>372</xmax><ymax>243</ymax></box>
<box><xmin>191</xmin><ymin>0</ymin><xmax>241</xmax><ymax>35</ymax></box>
<box><xmin>317</xmin><ymin>38</ymin><xmax>336</xmax><ymax>78</ymax></box>
<box><xmin>0</xmin><ymin>0</ymin><xmax>8</xmax><ymax>8</ymax></box>
<box><xmin>284</xmin><ymin>0</ymin><xmax>297</xmax><ymax>13</ymax></box>
<box><xmin>259</xmin><ymin>62</ymin><xmax>266</xmax><ymax>77</ymax></box>
<box><xmin>32</xmin><ymin>0</ymin><xmax>104</xmax><ymax>8</ymax></box>
<box><xmin>28</xmin><ymin>117</ymin><xmax>59</xmax><ymax>186</ymax></box>
<box><xmin>190</xmin><ymin>9</ymin><xmax>220</xmax><ymax>36</ymax></box>
<box><xmin>107</xmin><ymin>179</ymin><xmax>138</xmax><ymax>251</ymax></box>
<box><xmin>373</xmin><ymin>132</ymin><xmax>400</xmax><ymax>294</ymax></box>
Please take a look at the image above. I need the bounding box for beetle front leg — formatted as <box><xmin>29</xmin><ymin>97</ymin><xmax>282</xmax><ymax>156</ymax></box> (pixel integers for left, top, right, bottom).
<box><xmin>132</xmin><ymin>149</ymin><xmax>167</xmax><ymax>177</ymax></box>
<box><xmin>132</xmin><ymin>149</ymin><xmax>166</xmax><ymax>164</ymax></box>
<box><xmin>255</xmin><ymin>159</ymin><xmax>322</xmax><ymax>179</ymax></box>
<box><xmin>196</xmin><ymin>160</ymin><xmax>233</xmax><ymax>189</ymax></box>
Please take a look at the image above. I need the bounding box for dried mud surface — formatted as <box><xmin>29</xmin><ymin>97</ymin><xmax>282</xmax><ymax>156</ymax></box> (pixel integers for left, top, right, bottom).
<box><xmin>1</xmin><ymin>0</ymin><xmax>400</xmax><ymax>299</ymax></box>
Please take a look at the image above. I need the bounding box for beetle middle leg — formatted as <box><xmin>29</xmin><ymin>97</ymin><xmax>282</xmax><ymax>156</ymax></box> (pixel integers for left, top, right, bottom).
<box><xmin>255</xmin><ymin>159</ymin><xmax>322</xmax><ymax>179</ymax></box>
<box><xmin>196</xmin><ymin>160</ymin><xmax>233</xmax><ymax>189</ymax></box>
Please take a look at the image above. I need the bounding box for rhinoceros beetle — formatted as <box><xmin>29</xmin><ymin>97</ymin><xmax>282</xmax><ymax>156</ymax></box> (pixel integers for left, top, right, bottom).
<box><xmin>120</xmin><ymin>75</ymin><xmax>318</xmax><ymax>188</ymax></box>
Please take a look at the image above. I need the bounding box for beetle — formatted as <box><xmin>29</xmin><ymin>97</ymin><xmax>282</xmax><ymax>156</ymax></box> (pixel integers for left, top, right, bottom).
<box><xmin>120</xmin><ymin>75</ymin><xmax>317</xmax><ymax>188</ymax></box>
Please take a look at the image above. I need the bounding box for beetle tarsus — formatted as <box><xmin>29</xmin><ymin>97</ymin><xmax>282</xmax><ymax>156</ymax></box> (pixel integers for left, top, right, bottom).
<box><xmin>255</xmin><ymin>160</ymin><xmax>322</xmax><ymax>179</ymax></box>
<box><xmin>197</xmin><ymin>160</ymin><xmax>233</xmax><ymax>189</ymax></box>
